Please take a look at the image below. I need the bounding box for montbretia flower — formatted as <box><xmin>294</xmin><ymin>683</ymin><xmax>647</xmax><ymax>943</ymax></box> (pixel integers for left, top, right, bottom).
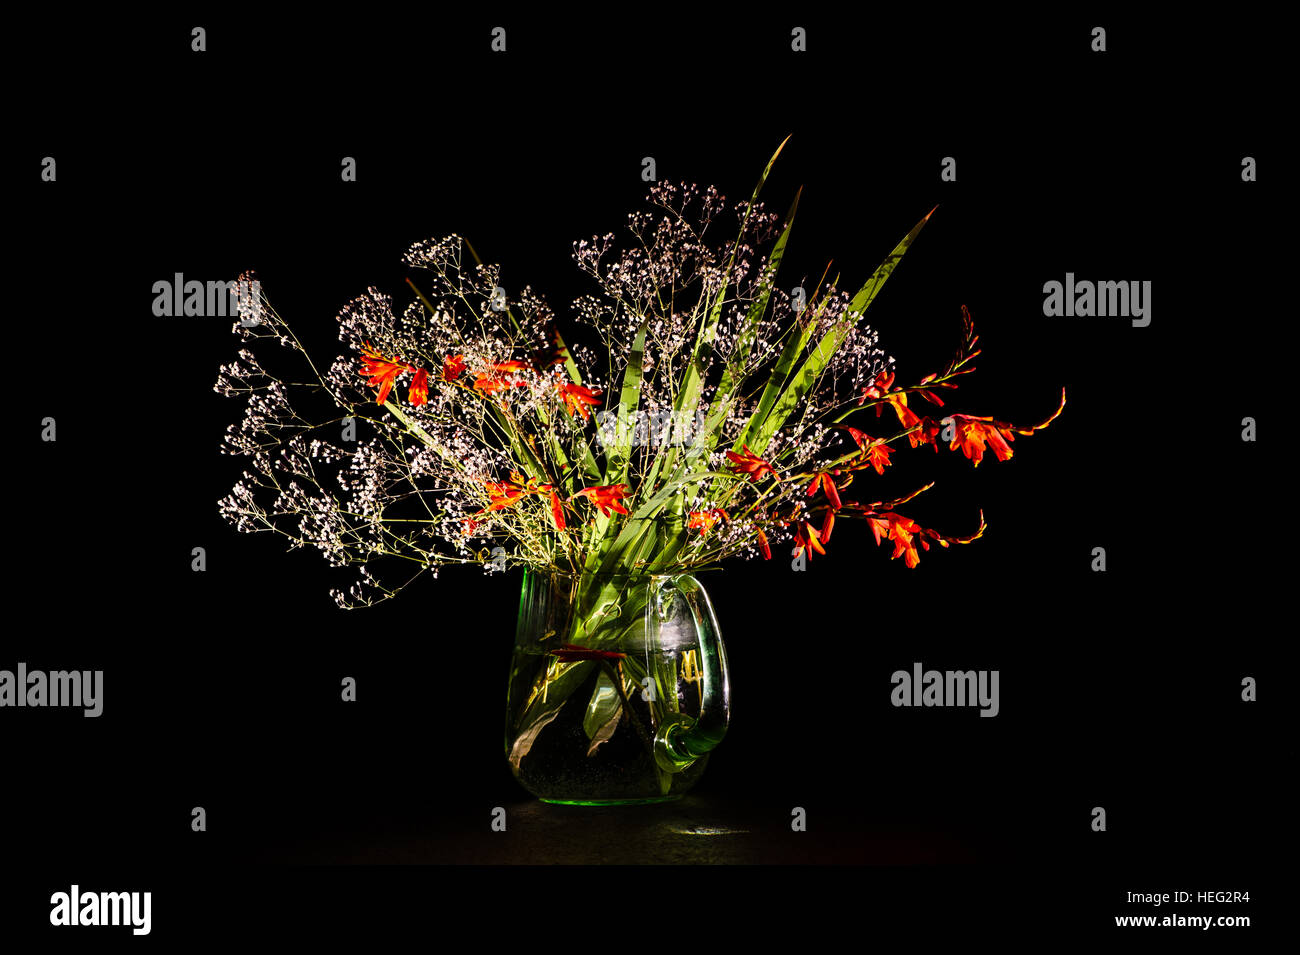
<box><xmin>847</xmin><ymin>427</ymin><xmax>894</xmax><ymax>474</ymax></box>
<box><xmin>572</xmin><ymin>484</ymin><xmax>631</xmax><ymax>518</ymax></box>
<box><xmin>442</xmin><ymin>354</ymin><xmax>467</xmax><ymax>381</ymax></box>
<box><xmin>947</xmin><ymin>415</ymin><xmax>1015</xmax><ymax>466</ymax></box>
<box><xmin>942</xmin><ymin>390</ymin><xmax>1066</xmax><ymax>465</ymax></box>
<box><xmin>792</xmin><ymin>519</ymin><xmax>826</xmax><ymax>559</ymax></box>
<box><xmin>908</xmin><ymin>416</ymin><xmax>944</xmax><ymax>451</ymax></box>
<box><xmin>482</xmin><ymin>476</ymin><xmax>529</xmax><ymax>512</ymax></box>
<box><xmin>726</xmin><ymin>445</ymin><xmax>775</xmax><ymax>483</ymax></box>
<box><xmin>559</xmin><ymin>383</ymin><xmax>603</xmax><ymax>420</ymax></box>
<box><xmin>549</xmin><ymin>488</ymin><xmax>566</xmax><ymax>530</ymax></box>
<box><xmin>858</xmin><ymin>369</ymin><xmax>894</xmax><ymax>405</ymax></box>
<box><xmin>755</xmin><ymin>528</ymin><xmax>771</xmax><ymax>560</ymax></box>
<box><xmin>866</xmin><ymin>511</ymin><xmax>923</xmax><ymax>568</ymax></box>
<box><xmin>914</xmin><ymin>375</ymin><xmax>946</xmax><ymax>407</ymax></box>
<box><xmin>858</xmin><ymin>369</ymin><xmax>920</xmax><ymax>430</ymax></box>
<box><xmin>359</xmin><ymin>342</ymin><xmax>413</xmax><ymax>405</ymax></box>
<box><xmin>805</xmin><ymin>472</ymin><xmax>842</xmax><ymax>510</ymax></box>
<box><xmin>687</xmin><ymin>508</ymin><xmax>728</xmax><ymax>535</ymax></box>
<box><xmin>408</xmin><ymin>368</ymin><xmax>429</xmax><ymax>407</ymax></box>
<box><xmin>474</xmin><ymin>374</ymin><xmax>524</xmax><ymax>397</ymax></box>
<box><xmin>887</xmin><ymin>394</ymin><xmax>921</xmax><ymax>430</ymax></box>
<box><xmin>473</xmin><ymin>360</ymin><xmax>534</xmax><ymax>397</ymax></box>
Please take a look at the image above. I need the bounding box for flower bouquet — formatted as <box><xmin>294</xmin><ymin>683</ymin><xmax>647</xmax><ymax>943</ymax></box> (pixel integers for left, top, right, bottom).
<box><xmin>216</xmin><ymin>136</ymin><xmax>1064</xmax><ymax>802</ymax></box>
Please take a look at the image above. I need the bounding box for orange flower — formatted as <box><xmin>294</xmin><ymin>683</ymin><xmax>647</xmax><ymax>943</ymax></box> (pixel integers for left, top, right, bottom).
<box><xmin>408</xmin><ymin>368</ymin><xmax>429</xmax><ymax>407</ymax></box>
<box><xmin>686</xmin><ymin>508</ymin><xmax>728</xmax><ymax>535</ymax></box>
<box><xmin>866</xmin><ymin>445</ymin><xmax>893</xmax><ymax>474</ymax></box>
<box><xmin>473</xmin><ymin>375</ymin><xmax>532</xmax><ymax>397</ymax></box>
<box><xmin>755</xmin><ymin>528</ymin><xmax>771</xmax><ymax>560</ymax></box>
<box><xmin>726</xmin><ymin>444</ymin><xmax>775</xmax><ymax>483</ymax></box>
<box><xmin>549</xmin><ymin>488</ymin><xmax>566</xmax><ymax>531</ymax></box>
<box><xmin>908</xmin><ymin>416</ymin><xmax>944</xmax><ymax>451</ymax></box>
<box><xmin>948</xmin><ymin>415</ymin><xmax>1015</xmax><ymax>466</ymax></box>
<box><xmin>887</xmin><ymin>394</ymin><xmax>921</xmax><ymax>431</ymax></box>
<box><xmin>473</xmin><ymin>360</ymin><xmax>533</xmax><ymax>397</ymax></box>
<box><xmin>821</xmin><ymin>509</ymin><xmax>835</xmax><ymax>543</ymax></box>
<box><xmin>866</xmin><ymin>511</ymin><xmax>923</xmax><ymax>568</ymax></box>
<box><xmin>549</xmin><ymin>644</ymin><xmax>627</xmax><ymax>662</ymax></box>
<box><xmin>359</xmin><ymin>342</ymin><xmax>413</xmax><ymax>405</ymax></box>
<box><xmin>792</xmin><ymin>519</ymin><xmax>826</xmax><ymax>559</ymax></box>
<box><xmin>845</xmin><ymin>427</ymin><xmax>892</xmax><ymax>475</ymax></box>
<box><xmin>442</xmin><ymin>354</ymin><xmax>467</xmax><ymax>381</ymax></box>
<box><xmin>858</xmin><ymin>370</ymin><xmax>920</xmax><ymax>430</ymax></box>
<box><xmin>572</xmin><ymin>484</ymin><xmax>631</xmax><ymax>518</ymax></box>
<box><xmin>482</xmin><ymin>478</ymin><xmax>528</xmax><ymax>512</ymax></box>
<box><xmin>845</xmin><ymin>426</ymin><xmax>870</xmax><ymax>448</ymax></box>
<box><xmin>858</xmin><ymin>369</ymin><xmax>896</xmax><ymax>405</ymax></box>
<box><xmin>473</xmin><ymin>374</ymin><xmax>510</xmax><ymax>397</ymax></box>
<box><xmin>559</xmin><ymin>383</ymin><xmax>603</xmax><ymax>420</ymax></box>
<box><xmin>805</xmin><ymin>472</ymin><xmax>842</xmax><ymax>510</ymax></box>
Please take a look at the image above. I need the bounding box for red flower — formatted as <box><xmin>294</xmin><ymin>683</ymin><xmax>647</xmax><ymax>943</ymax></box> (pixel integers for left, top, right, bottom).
<box><xmin>821</xmin><ymin>509</ymin><xmax>836</xmax><ymax>544</ymax></box>
<box><xmin>866</xmin><ymin>511</ymin><xmax>923</xmax><ymax>568</ymax></box>
<box><xmin>845</xmin><ymin>427</ymin><xmax>891</xmax><ymax>475</ymax></box>
<box><xmin>947</xmin><ymin>415</ymin><xmax>1015</xmax><ymax>466</ymax></box>
<box><xmin>549</xmin><ymin>488</ymin><xmax>566</xmax><ymax>531</ymax></box>
<box><xmin>755</xmin><ymin>528</ymin><xmax>771</xmax><ymax>560</ymax></box>
<box><xmin>559</xmin><ymin>383</ymin><xmax>603</xmax><ymax>420</ymax></box>
<box><xmin>858</xmin><ymin>369</ymin><xmax>896</xmax><ymax>405</ymax></box>
<box><xmin>686</xmin><ymin>508</ymin><xmax>728</xmax><ymax>536</ymax></box>
<box><xmin>805</xmin><ymin>472</ymin><xmax>842</xmax><ymax>510</ymax></box>
<box><xmin>867</xmin><ymin>445</ymin><xmax>893</xmax><ymax>474</ymax></box>
<box><xmin>482</xmin><ymin>476</ymin><xmax>528</xmax><ymax>512</ymax></box>
<box><xmin>572</xmin><ymin>484</ymin><xmax>631</xmax><ymax>518</ymax></box>
<box><xmin>473</xmin><ymin>360</ymin><xmax>533</xmax><ymax>397</ymax></box>
<box><xmin>408</xmin><ymin>368</ymin><xmax>429</xmax><ymax>407</ymax></box>
<box><xmin>887</xmin><ymin>394</ymin><xmax>921</xmax><ymax>430</ymax></box>
<box><xmin>858</xmin><ymin>370</ymin><xmax>920</xmax><ymax>430</ymax></box>
<box><xmin>473</xmin><ymin>375</ymin><xmax>510</xmax><ymax>397</ymax></box>
<box><xmin>442</xmin><ymin>354</ymin><xmax>467</xmax><ymax>381</ymax></box>
<box><xmin>908</xmin><ymin>416</ymin><xmax>944</xmax><ymax>451</ymax></box>
<box><xmin>792</xmin><ymin>519</ymin><xmax>826</xmax><ymax>559</ymax></box>
<box><xmin>726</xmin><ymin>444</ymin><xmax>775</xmax><ymax>483</ymax></box>
<box><xmin>549</xmin><ymin>644</ymin><xmax>627</xmax><ymax>662</ymax></box>
<box><xmin>359</xmin><ymin>342</ymin><xmax>413</xmax><ymax>405</ymax></box>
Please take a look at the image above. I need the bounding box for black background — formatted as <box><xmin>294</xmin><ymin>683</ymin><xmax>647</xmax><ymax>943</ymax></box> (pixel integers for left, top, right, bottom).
<box><xmin>7</xmin><ymin>9</ymin><xmax>1281</xmax><ymax>941</ymax></box>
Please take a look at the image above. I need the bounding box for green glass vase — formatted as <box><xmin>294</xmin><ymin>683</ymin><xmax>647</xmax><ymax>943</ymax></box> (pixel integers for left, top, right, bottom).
<box><xmin>505</xmin><ymin>570</ymin><xmax>731</xmax><ymax>805</ymax></box>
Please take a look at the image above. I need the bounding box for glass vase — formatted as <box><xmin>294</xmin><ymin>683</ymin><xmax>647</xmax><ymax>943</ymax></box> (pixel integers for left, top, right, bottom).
<box><xmin>505</xmin><ymin>569</ymin><xmax>731</xmax><ymax>805</ymax></box>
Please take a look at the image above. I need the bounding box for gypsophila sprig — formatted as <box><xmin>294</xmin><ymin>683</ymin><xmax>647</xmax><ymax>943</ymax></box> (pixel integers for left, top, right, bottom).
<box><xmin>216</xmin><ymin>136</ymin><xmax>1065</xmax><ymax>606</ymax></box>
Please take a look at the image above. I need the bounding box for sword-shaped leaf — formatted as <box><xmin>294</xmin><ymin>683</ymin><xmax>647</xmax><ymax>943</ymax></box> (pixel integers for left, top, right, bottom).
<box><xmin>749</xmin><ymin>207</ymin><xmax>937</xmax><ymax>453</ymax></box>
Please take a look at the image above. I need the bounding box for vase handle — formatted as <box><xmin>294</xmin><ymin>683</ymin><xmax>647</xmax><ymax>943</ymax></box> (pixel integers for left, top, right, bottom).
<box><xmin>653</xmin><ymin>574</ymin><xmax>731</xmax><ymax>773</ymax></box>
